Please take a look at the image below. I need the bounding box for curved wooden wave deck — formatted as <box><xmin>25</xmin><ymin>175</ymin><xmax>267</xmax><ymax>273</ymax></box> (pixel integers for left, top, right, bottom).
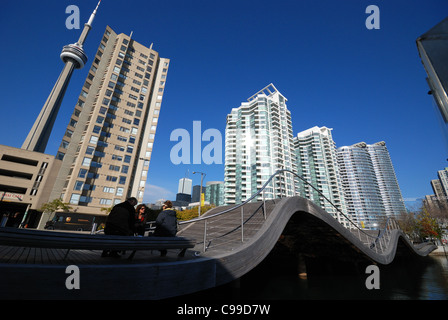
<box><xmin>0</xmin><ymin>196</ymin><xmax>437</xmax><ymax>299</ymax></box>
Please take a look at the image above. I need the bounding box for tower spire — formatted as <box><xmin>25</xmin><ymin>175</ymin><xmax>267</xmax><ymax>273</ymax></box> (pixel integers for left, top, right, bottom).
<box><xmin>87</xmin><ymin>0</ymin><xmax>101</xmax><ymax>27</ymax></box>
<box><xmin>22</xmin><ymin>1</ymin><xmax>102</xmax><ymax>153</ymax></box>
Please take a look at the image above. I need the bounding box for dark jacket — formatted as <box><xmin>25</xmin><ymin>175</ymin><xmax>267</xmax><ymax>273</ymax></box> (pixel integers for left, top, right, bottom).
<box><xmin>105</xmin><ymin>201</ymin><xmax>135</xmax><ymax>236</ymax></box>
<box><xmin>154</xmin><ymin>209</ymin><xmax>178</xmax><ymax>237</ymax></box>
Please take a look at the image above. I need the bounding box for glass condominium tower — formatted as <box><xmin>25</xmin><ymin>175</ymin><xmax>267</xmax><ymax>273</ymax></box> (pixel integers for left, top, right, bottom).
<box><xmin>337</xmin><ymin>142</ymin><xmax>386</xmax><ymax>229</ymax></box>
<box><xmin>224</xmin><ymin>84</ymin><xmax>296</xmax><ymax>205</ymax></box>
<box><xmin>293</xmin><ymin>126</ymin><xmax>349</xmax><ymax>227</ymax></box>
<box><xmin>336</xmin><ymin>141</ymin><xmax>407</xmax><ymax>229</ymax></box>
<box><xmin>50</xmin><ymin>26</ymin><xmax>169</xmax><ymax>214</ymax></box>
<box><xmin>367</xmin><ymin>142</ymin><xmax>407</xmax><ymax>218</ymax></box>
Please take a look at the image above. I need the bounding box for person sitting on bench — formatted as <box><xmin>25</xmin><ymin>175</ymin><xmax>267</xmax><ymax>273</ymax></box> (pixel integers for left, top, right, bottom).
<box><xmin>102</xmin><ymin>197</ymin><xmax>138</xmax><ymax>257</ymax></box>
<box><xmin>153</xmin><ymin>200</ymin><xmax>179</xmax><ymax>256</ymax></box>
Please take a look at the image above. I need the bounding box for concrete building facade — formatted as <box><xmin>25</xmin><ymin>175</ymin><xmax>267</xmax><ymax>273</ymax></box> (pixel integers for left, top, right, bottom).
<box><xmin>49</xmin><ymin>25</ymin><xmax>169</xmax><ymax>216</ymax></box>
<box><xmin>0</xmin><ymin>145</ymin><xmax>61</xmax><ymax>227</ymax></box>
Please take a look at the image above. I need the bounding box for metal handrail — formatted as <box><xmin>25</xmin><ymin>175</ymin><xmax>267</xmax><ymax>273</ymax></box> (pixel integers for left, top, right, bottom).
<box><xmin>178</xmin><ymin>169</ymin><xmax>399</xmax><ymax>253</ymax></box>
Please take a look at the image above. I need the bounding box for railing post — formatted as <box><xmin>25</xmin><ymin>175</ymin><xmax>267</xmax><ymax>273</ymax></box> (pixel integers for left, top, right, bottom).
<box><xmin>203</xmin><ymin>220</ymin><xmax>207</xmax><ymax>252</ymax></box>
<box><xmin>262</xmin><ymin>190</ymin><xmax>266</xmax><ymax>220</ymax></box>
<box><xmin>241</xmin><ymin>206</ymin><xmax>244</xmax><ymax>242</ymax></box>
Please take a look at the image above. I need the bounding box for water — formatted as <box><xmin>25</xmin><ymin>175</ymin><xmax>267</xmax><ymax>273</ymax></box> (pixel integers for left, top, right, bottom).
<box><xmin>184</xmin><ymin>254</ymin><xmax>448</xmax><ymax>300</ymax></box>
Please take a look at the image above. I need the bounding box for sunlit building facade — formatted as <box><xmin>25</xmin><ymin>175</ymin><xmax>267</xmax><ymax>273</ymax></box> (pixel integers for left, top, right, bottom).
<box><xmin>50</xmin><ymin>26</ymin><xmax>169</xmax><ymax>215</ymax></box>
<box><xmin>224</xmin><ymin>84</ymin><xmax>296</xmax><ymax>204</ymax></box>
<box><xmin>293</xmin><ymin>126</ymin><xmax>348</xmax><ymax>227</ymax></box>
<box><xmin>367</xmin><ymin>142</ymin><xmax>407</xmax><ymax>218</ymax></box>
<box><xmin>337</xmin><ymin>142</ymin><xmax>386</xmax><ymax>229</ymax></box>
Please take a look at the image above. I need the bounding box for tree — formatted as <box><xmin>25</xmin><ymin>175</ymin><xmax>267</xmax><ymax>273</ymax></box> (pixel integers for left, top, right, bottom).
<box><xmin>40</xmin><ymin>198</ymin><xmax>72</xmax><ymax>214</ymax></box>
<box><xmin>176</xmin><ymin>205</ymin><xmax>215</xmax><ymax>221</ymax></box>
<box><xmin>398</xmin><ymin>202</ymin><xmax>445</xmax><ymax>243</ymax></box>
<box><xmin>396</xmin><ymin>212</ymin><xmax>420</xmax><ymax>241</ymax></box>
<box><xmin>38</xmin><ymin>199</ymin><xmax>72</xmax><ymax>229</ymax></box>
<box><xmin>100</xmin><ymin>206</ymin><xmax>113</xmax><ymax>214</ymax></box>
<box><xmin>416</xmin><ymin>209</ymin><xmax>443</xmax><ymax>241</ymax></box>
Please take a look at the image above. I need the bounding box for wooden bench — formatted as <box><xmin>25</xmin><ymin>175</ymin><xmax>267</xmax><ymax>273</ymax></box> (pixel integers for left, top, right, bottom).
<box><xmin>0</xmin><ymin>227</ymin><xmax>196</xmax><ymax>260</ymax></box>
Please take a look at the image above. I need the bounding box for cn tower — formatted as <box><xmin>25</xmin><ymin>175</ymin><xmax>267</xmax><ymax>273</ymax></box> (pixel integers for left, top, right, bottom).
<box><xmin>22</xmin><ymin>1</ymin><xmax>102</xmax><ymax>153</ymax></box>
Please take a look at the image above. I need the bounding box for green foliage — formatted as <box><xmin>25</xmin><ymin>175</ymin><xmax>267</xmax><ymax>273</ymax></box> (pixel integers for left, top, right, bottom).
<box><xmin>400</xmin><ymin>203</ymin><xmax>445</xmax><ymax>242</ymax></box>
<box><xmin>176</xmin><ymin>205</ymin><xmax>215</xmax><ymax>221</ymax></box>
<box><xmin>416</xmin><ymin>210</ymin><xmax>443</xmax><ymax>240</ymax></box>
<box><xmin>100</xmin><ymin>206</ymin><xmax>113</xmax><ymax>214</ymax></box>
<box><xmin>40</xmin><ymin>198</ymin><xmax>72</xmax><ymax>213</ymax></box>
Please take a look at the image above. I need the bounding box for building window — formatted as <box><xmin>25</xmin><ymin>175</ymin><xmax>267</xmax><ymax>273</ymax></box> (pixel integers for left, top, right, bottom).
<box><xmin>89</xmin><ymin>136</ymin><xmax>98</xmax><ymax>145</ymax></box>
<box><xmin>74</xmin><ymin>181</ymin><xmax>83</xmax><ymax>191</ymax></box>
<box><xmin>78</xmin><ymin>168</ymin><xmax>87</xmax><ymax>178</ymax></box>
<box><xmin>103</xmin><ymin>187</ymin><xmax>115</xmax><ymax>194</ymax></box>
<box><xmin>56</xmin><ymin>152</ymin><xmax>65</xmax><ymax>160</ymax></box>
<box><xmin>69</xmin><ymin>119</ymin><xmax>77</xmax><ymax>127</ymax></box>
<box><xmin>82</xmin><ymin>157</ymin><xmax>92</xmax><ymax>167</ymax></box>
<box><xmin>100</xmin><ymin>198</ymin><xmax>112</xmax><ymax>205</ymax></box>
<box><xmin>65</xmin><ymin>129</ymin><xmax>73</xmax><ymax>138</ymax></box>
<box><xmin>119</xmin><ymin>176</ymin><xmax>127</xmax><ymax>185</ymax></box>
<box><xmin>70</xmin><ymin>193</ymin><xmax>80</xmax><ymax>204</ymax></box>
<box><xmin>86</xmin><ymin>146</ymin><xmax>95</xmax><ymax>155</ymax></box>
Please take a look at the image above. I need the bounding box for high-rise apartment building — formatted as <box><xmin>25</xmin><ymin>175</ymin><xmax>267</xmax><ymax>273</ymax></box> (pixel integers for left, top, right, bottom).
<box><xmin>367</xmin><ymin>142</ymin><xmax>407</xmax><ymax>218</ymax></box>
<box><xmin>437</xmin><ymin>168</ymin><xmax>448</xmax><ymax>196</ymax></box>
<box><xmin>176</xmin><ymin>178</ymin><xmax>192</xmax><ymax>203</ymax></box>
<box><xmin>177</xmin><ymin>178</ymin><xmax>192</xmax><ymax>195</ymax></box>
<box><xmin>49</xmin><ymin>26</ymin><xmax>169</xmax><ymax>215</ymax></box>
<box><xmin>293</xmin><ymin>126</ymin><xmax>348</xmax><ymax>226</ymax></box>
<box><xmin>431</xmin><ymin>178</ymin><xmax>446</xmax><ymax>200</ymax></box>
<box><xmin>224</xmin><ymin>84</ymin><xmax>296</xmax><ymax>204</ymax></box>
<box><xmin>337</xmin><ymin>141</ymin><xmax>407</xmax><ymax>229</ymax></box>
<box><xmin>425</xmin><ymin>167</ymin><xmax>448</xmax><ymax>211</ymax></box>
<box><xmin>337</xmin><ymin>143</ymin><xmax>385</xmax><ymax>229</ymax></box>
<box><xmin>205</xmin><ymin>181</ymin><xmax>224</xmax><ymax>206</ymax></box>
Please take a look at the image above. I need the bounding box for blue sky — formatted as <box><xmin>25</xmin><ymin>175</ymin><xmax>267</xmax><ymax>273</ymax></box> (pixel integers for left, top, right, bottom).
<box><xmin>0</xmin><ymin>0</ymin><xmax>447</xmax><ymax>206</ymax></box>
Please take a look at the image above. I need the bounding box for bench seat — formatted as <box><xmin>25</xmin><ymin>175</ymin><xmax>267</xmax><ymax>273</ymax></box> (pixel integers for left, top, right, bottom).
<box><xmin>0</xmin><ymin>227</ymin><xmax>195</xmax><ymax>253</ymax></box>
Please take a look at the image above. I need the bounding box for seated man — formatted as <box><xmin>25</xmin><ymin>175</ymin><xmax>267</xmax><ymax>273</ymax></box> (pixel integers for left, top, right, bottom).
<box><xmin>102</xmin><ymin>197</ymin><xmax>138</xmax><ymax>257</ymax></box>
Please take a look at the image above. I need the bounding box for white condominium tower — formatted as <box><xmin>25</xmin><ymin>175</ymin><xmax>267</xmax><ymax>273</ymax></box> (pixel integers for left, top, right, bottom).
<box><xmin>293</xmin><ymin>126</ymin><xmax>349</xmax><ymax>227</ymax></box>
<box><xmin>50</xmin><ymin>26</ymin><xmax>169</xmax><ymax>214</ymax></box>
<box><xmin>367</xmin><ymin>142</ymin><xmax>407</xmax><ymax>218</ymax></box>
<box><xmin>337</xmin><ymin>142</ymin><xmax>386</xmax><ymax>229</ymax></box>
<box><xmin>224</xmin><ymin>84</ymin><xmax>296</xmax><ymax>204</ymax></box>
<box><xmin>337</xmin><ymin>141</ymin><xmax>406</xmax><ymax>229</ymax></box>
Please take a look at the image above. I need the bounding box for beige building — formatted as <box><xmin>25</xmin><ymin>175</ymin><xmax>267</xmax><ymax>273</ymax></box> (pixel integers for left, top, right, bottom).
<box><xmin>49</xmin><ymin>25</ymin><xmax>169</xmax><ymax>218</ymax></box>
<box><xmin>0</xmin><ymin>145</ymin><xmax>61</xmax><ymax>227</ymax></box>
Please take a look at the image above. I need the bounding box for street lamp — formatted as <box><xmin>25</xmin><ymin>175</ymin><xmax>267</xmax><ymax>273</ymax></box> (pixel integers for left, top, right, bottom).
<box><xmin>193</xmin><ymin>171</ymin><xmax>206</xmax><ymax>216</ymax></box>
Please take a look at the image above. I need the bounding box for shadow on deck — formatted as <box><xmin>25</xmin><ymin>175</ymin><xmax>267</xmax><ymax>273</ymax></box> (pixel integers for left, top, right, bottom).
<box><xmin>0</xmin><ymin>196</ymin><xmax>436</xmax><ymax>299</ymax></box>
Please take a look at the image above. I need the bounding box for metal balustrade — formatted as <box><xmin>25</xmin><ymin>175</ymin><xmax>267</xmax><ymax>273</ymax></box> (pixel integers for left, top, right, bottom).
<box><xmin>179</xmin><ymin>169</ymin><xmax>400</xmax><ymax>254</ymax></box>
